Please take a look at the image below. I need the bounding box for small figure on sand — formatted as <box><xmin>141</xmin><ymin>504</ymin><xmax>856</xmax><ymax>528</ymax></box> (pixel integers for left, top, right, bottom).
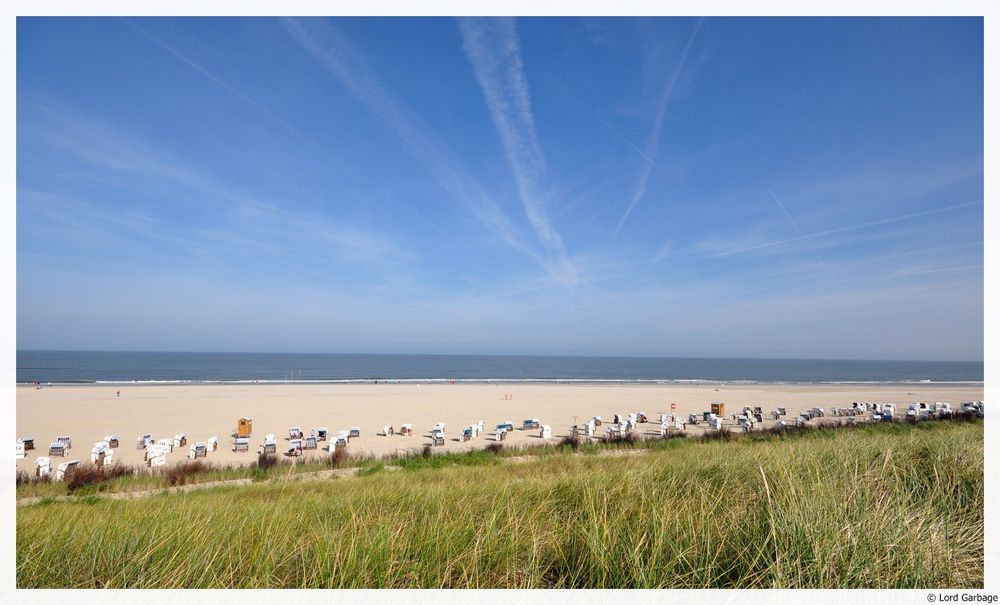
<box><xmin>116</xmin><ymin>390</ymin><xmax>120</xmax><ymax>398</ymax></box>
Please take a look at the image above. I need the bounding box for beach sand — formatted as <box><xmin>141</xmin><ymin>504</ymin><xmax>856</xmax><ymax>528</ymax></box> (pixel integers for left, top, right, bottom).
<box><xmin>15</xmin><ymin>382</ymin><xmax>983</xmax><ymax>472</ymax></box>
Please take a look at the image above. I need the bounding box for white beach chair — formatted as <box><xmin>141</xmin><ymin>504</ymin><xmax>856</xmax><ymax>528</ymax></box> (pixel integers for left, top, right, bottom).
<box><xmin>20</xmin><ymin>436</ymin><xmax>35</xmax><ymax>451</ymax></box>
<box><xmin>189</xmin><ymin>442</ymin><xmax>208</xmax><ymax>459</ymax></box>
<box><xmin>382</xmin><ymin>425</ymin><xmax>393</xmax><ymax>436</ymax></box>
<box><xmin>289</xmin><ymin>426</ymin><xmax>303</xmax><ymax>439</ymax></box>
<box><xmin>235</xmin><ymin>437</ymin><xmax>250</xmax><ymax>452</ymax></box>
<box><xmin>462</xmin><ymin>427</ymin><xmax>474</xmax><ymax>442</ymax></box>
<box><xmin>90</xmin><ymin>442</ymin><xmax>109</xmax><ymax>464</ymax></box>
<box><xmin>174</xmin><ymin>433</ymin><xmax>187</xmax><ymax>448</ymax></box>
<box><xmin>592</xmin><ymin>416</ymin><xmax>602</xmax><ymax>426</ymax></box>
<box><xmin>207</xmin><ymin>436</ymin><xmax>219</xmax><ymax>452</ymax></box>
<box><xmin>149</xmin><ymin>454</ymin><xmax>166</xmax><ymax>468</ymax></box>
<box><xmin>56</xmin><ymin>435</ymin><xmax>72</xmax><ymax>450</ymax></box>
<box><xmin>103</xmin><ymin>435</ymin><xmax>119</xmax><ymax>448</ymax></box>
<box><xmin>478</xmin><ymin>420</ymin><xmax>485</xmax><ymax>433</ymax></box>
<box><xmin>539</xmin><ymin>425</ymin><xmax>552</xmax><ymax>439</ymax></box>
<box><xmin>304</xmin><ymin>435</ymin><xmax>318</xmax><ymax>450</ymax></box>
<box><xmin>157</xmin><ymin>438</ymin><xmax>174</xmax><ymax>452</ymax></box>
<box><xmin>432</xmin><ymin>422</ymin><xmax>445</xmax><ymax>433</ymax></box>
<box><xmin>137</xmin><ymin>434</ymin><xmax>153</xmax><ymax>449</ymax></box>
<box><xmin>56</xmin><ymin>459</ymin><xmax>80</xmax><ymax>481</ymax></box>
<box><xmin>349</xmin><ymin>426</ymin><xmax>361</xmax><ymax>438</ymax></box>
<box><xmin>103</xmin><ymin>448</ymin><xmax>115</xmax><ymax>464</ymax></box>
<box><xmin>48</xmin><ymin>441</ymin><xmax>66</xmax><ymax>457</ymax></box>
<box><xmin>401</xmin><ymin>423</ymin><xmax>413</xmax><ymax>436</ymax></box>
<box><xmin>15</xmin><ymin>440</ymin><xmax>25</xmax><ymax>459</ymax></box>
<box><xmin>316</xmin><ymin>427</ymin><xmax>329</xmax><ymax>441</ymax></box>
<box><xmin>287</xmin><ymin>438</ymin><xmax>303</xmax><ymax>456</ymax></box>
<box><xmin>432</xmin><ymin>429</ymin><xmax>445</xmax><ymax>446</ymax></box>
<box><xmin>36</xmin><ymin>456</ymin><xmax>51</xmax><ymax>478</ymax></box>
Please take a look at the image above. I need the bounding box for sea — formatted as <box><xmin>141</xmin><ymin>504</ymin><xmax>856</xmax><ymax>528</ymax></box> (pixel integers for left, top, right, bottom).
<box><xmin>15</xmin><ymin>350</ymin><xmax>984</xmax><ymax>386</ymax></box>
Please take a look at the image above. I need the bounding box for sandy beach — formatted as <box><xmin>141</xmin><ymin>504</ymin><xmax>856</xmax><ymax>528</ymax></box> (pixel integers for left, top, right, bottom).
<box><xmin>15</xmin><ymin>382</ymin><xmax>984</xmax><ymax>472</ymax></box>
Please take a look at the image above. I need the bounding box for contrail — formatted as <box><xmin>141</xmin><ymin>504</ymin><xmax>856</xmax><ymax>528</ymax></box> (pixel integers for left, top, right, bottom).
<box><xmin>767</xmin><ymin>187</ymin><xmax>840</xmax><ymax>282</ymax></box>
<box><xmin>704</xmin><ymin>199</ymin><xmax>983</xmax><ymax>259</ymax></box>
<box><xmin>459</xmin><ymin>17</ymin><xmax>577</xmax><ymax>285</ymax></box>
<box><xmin>613</xmin><ymin>19</ymin><xmax>703</xmax><ymax>240</ymax></box>
<box><xmin>281</xmin><ymin>18</ymin><xmax>574</xmax><ymax>285</ymax></box>
<box><xmin>119</xmin><ymin>18</ymin><xmax>338</xmax><ymax>162</ymax></box>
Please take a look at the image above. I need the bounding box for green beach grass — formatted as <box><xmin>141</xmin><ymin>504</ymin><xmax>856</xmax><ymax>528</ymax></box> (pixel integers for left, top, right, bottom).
<box><xmin>16</xmin><ymin>419</ymin><xmax>983</xmax><ymax>588</ymax></box>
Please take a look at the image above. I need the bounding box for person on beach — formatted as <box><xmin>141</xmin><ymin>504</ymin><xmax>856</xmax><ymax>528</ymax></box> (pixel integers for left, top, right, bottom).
<box><xmin>116</xmin><ymin>389</ymin><xmax>120</xmax><ymax>398</ymax></box>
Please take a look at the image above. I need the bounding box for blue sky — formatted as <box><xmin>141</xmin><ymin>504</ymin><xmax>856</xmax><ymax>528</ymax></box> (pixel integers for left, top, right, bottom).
<box><xmin>16</xmin><ymin>17</ymin><xmax>984</xmax><ymax>360</ymax></box>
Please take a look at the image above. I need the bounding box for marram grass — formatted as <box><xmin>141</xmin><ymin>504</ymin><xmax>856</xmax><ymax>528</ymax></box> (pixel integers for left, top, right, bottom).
<box><xmin>17</xmin><ymin>420</ymin><xmax>983</xmax><ymax>588</ymax></box>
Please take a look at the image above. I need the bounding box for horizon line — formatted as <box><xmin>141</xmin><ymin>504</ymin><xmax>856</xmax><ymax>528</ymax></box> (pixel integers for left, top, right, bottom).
<box><xmin>15</xmin><ymin>349</ymin><xmax>985</xmax><ymax>365</ymax></box>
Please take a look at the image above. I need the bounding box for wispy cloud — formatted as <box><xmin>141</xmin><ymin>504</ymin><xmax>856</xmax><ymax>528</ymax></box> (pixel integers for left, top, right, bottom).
<box><xmin>612</xmin><ymin>19</ymin><xmax>703</xmax><ymax>239</ymax></box>
<box><xmin>280</xmin><ymin>18</ymin><xmax>573</xmax><ymax>285</ymax></box>
<box><xmin>18</xmin><ymin>103</ymin><xmax>408</xmax><ymax>273</ymax></box>
<box><xmin>459</xmin><ymin>18</ymin><xmax>577</xmax><ymax>286</ymax></box>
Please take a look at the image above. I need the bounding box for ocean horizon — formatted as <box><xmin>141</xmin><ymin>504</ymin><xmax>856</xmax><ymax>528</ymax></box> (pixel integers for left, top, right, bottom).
<box><xmin>16</xmin><ymin>350</ymin><xmax>985</xmax><ymax>385</ymax></box>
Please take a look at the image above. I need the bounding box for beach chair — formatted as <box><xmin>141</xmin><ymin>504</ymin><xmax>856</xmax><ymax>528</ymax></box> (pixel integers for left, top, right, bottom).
<box><xmin>593</xmin><ymin>416</ymin><xmax>602</xmax><ymax>426</ymax></box>
<box><xmin>137</xmin><ymin>434</ymin><xmax>153</xmax><ymax>449</ymax></box>
<box><xmin>637</xmin><ymin>412</ymin><xmax>648</xmax><ymax>423</ymax></box>
<box><xmin>304</xmin><ymin>435</ymin><xmax>318</xmax><ymax>450</ymax></box>
<box><xmin>90</xmin><ymin>441</ymin><xmax>109</xmax><ymax>464</ymax></box>
<box><xmin>157</xmin><ymin>438</ymin><xmax>174</xmax><ymax>452</ymax></box>
<box><xmin>540</xmin><ymin>425</ymin><xmax>552</xmax><ymax>439</ymax></box>
<box><xmin>432</xmin><ymin>430</ymin><xmax>445</xmax><ymax>446</ymax></box>
<box><xmin>287</xmin><ymin>438</ymin><xmax>303</xmax><ymax>457</ymax></box>
<box><xmin>289</xmin><ymin>426</ymin><xmax>303</xmax><ymax>440</ymax></box>
<box><xmin>22</xmin><ymin>437</ymin><xmax>35</xmax><ymax>451</ymax></box>
<box><xmin>462</xmin><ymin>427</ymin><xmax>474</xmax><ymax>442</ymax></box>
<box><xmin>585</xmin><ymin>421</ymin><xmax>595</xmax><ymax>437</ymax></box>
<box><xmin>148</xmin><ymin>454</ymin><xmax>166</xmax><ymax>468</ymax></box>
<box><xmin>55</xmin><ymin>459</ymin><xmax>80</xmax><ymax>482</ymax></box>
<box><xmin>103</xmin><ymin>435</ymin><xmax>119</xmax><ymax>448</ymax></box>
<box><xmin>56</xmin><ymin>435</ymin><xmax>72</xmax><ymax>450</ymax></box>
<box><xmin>382</xmin><ymin>425</ymin><xmax>393</xmax><ymax>436</ymax></box>
<box><xmin>189</xmin><ymin>442</ymin><xmax>208</xmax><ymax>459</ymax></box>
<box><xmin>48</xmin><ymin>441</ymin><xmax>66</xmax><ymax>457</ymax></box>
<box><xmin>401</xmin><ymin>423</ymin><xmax>413</xmax><ymax>436</ymax></box>
<box><xmin>262</xmin><ymin>434</ymin><xmax>277</xmax><ymax>455</ymax></box>
<box><xmin>207</xmin><ymin>436</ymin><xmax>219</xmax><ymax>452</ymax></box>
<box><xmin>628</xmin><ymin>413</ymin><xmax>639</xmax><ymax>425</ymax></box>
<box><xmin>35</xmin><ymin>456</ymin><xmax>51</xmax><ymax>478</ymax></box>
<box><xmin>522</xmin><ymin>419</ymin><xmax>540</xmax><ymax>430</ymax></box>
<box><xmin>349</xmin><ymin>426</ymin><xmax>361</xmax><ymax>438</ymax></box>
<box><xmin>795</xmin><ymin>415</ymin><xmax>808</xmax><ymax>427</ymax></box>
<box><xmin>432</xmin><ymin>422</ymin><xmax>445</xmax><ymax>433</ymax></box>
<box><xmin>317</xmin><ymin>427</ymin><xmax>329</xmax><ymax>441</ymax></box>
<box><xmin>687</xmin><ymin>414</ymin><xmax>700</xmax><ymax>425</ymax></box>
<box><xmin>16</xmin><ymin>440</ymin><xmax>25</xmax><ymax>459</ymax></box>
<box><xmin>478</xmin><ymin>420</ymin><xmax>485</xmax><ymax>433</ymax></box>
<box><xmin>336</xmin><ymin>432</ymin><xmax>349</xmax><ymax>448</ymax></box>
<box><xmin>235</xmin><ymin>437</ymin><xmax>250</xmax><ymax>452</ymax></box>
